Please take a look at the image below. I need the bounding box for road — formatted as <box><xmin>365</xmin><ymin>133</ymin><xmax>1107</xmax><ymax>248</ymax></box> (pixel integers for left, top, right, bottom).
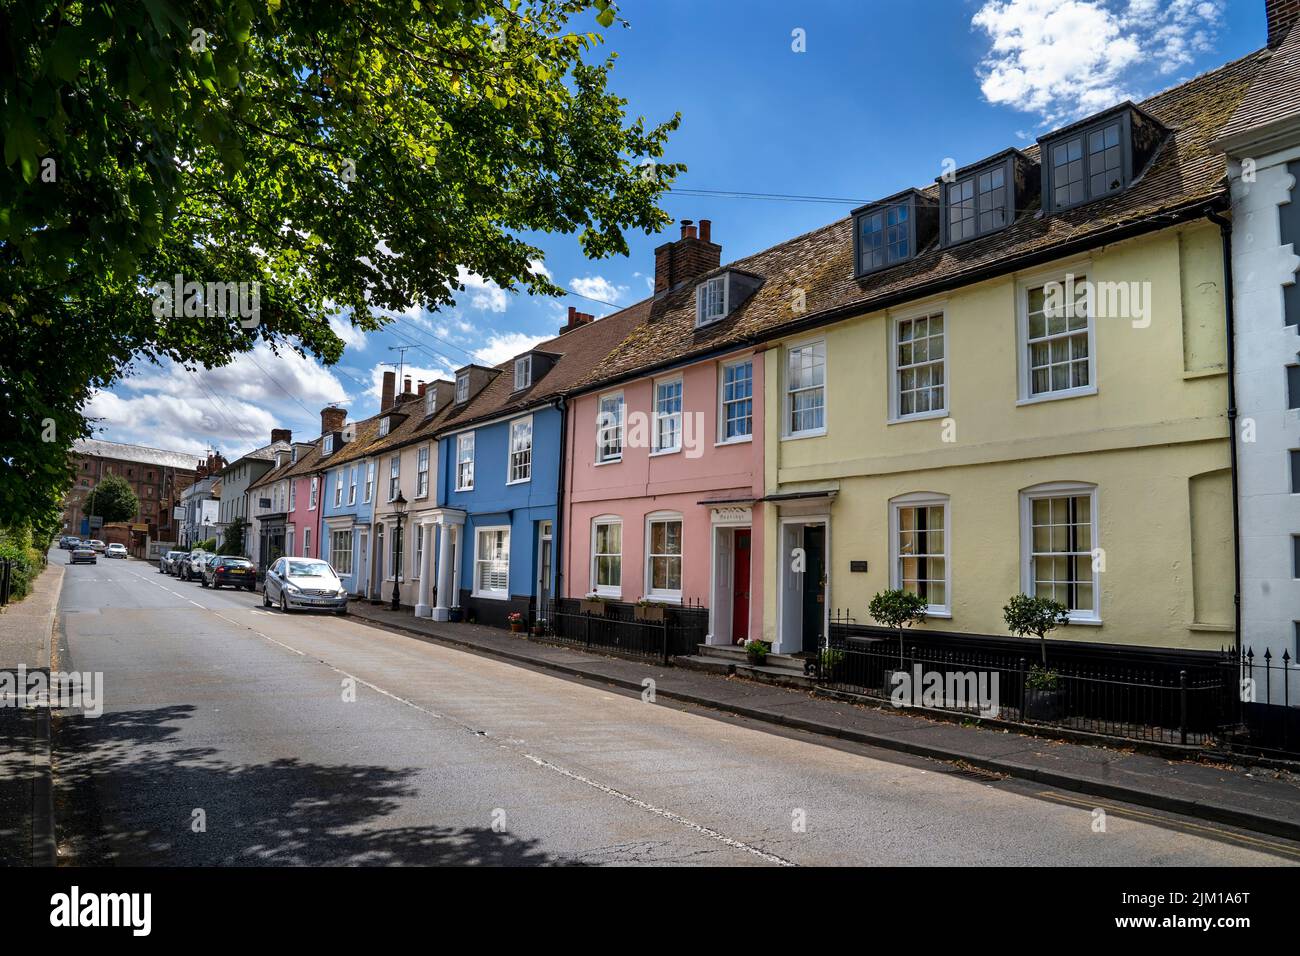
<box><xmin>49</xmin><ymin>554</ymin><xmax>1298</xmax><ymax>866</ymax></box>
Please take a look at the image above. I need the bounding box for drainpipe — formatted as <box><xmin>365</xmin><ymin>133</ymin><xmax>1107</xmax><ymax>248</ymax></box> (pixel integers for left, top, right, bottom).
<box><xmin>553</xmin><ymin>395</ymin><xmax>568</xmax><ymax>614</ymax></box>
<box><xmin>1208</xmin><ymin>211</ymin><xmax>1242</xmax><ymax>656</ymax></box>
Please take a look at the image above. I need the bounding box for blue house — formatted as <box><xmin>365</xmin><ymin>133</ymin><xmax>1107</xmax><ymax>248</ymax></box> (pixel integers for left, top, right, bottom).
<box><xmin>432</xmin><ymin>305</ymin><xmax>648</xmax><ymax>628</ymax></box>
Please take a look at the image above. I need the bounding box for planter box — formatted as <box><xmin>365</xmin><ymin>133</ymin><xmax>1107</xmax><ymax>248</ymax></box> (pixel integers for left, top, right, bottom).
<box><xmin>1023</xmin><ymin>687</ymin><xmax>1066</xmax><ymax>722</ymax></box>
<box><xmin>448</xmin><ymin>608</ymin><xmax>463</xmax><ymax>623</ymax></box>
<box><xmin>634</xmin><ymin>604</ymin><xmax>666</xmax><ymax>622</ymax></box>
<box><xmin>579</xmin><ymin>599</ymin><xmax>607</xmax><ymax>616</ymax></box>
<box><xmin>509</xmin><ymin>622</ymin><xmax>525</xmax><ymax>633</ymax></box>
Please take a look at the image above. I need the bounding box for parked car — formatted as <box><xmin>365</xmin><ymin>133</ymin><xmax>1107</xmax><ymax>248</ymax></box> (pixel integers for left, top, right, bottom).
<box><xmin>262</xmin><ymin>557</ymin><xmax>349</xmax><ymax>614</ymax></box>
<box><xmin>105</xmin><ymin>543</ymin><xmax>128</xmax><ymax>559</ymax></box>
<box><xmin>159</xmin><ymin>550</ymin><xmax>187</xmax><ymax>574</ymax></box>
<box><xmin>59</xmin><ymin>536</ymin><xmax>80</xmax><ymax>550</ymax></box>
<box><xmin>88</xmin><ymin>539</ymin><xmax>106</xmax><ymax>553</ymax></box>
<box><xmin>69</xmin><ymin>546</ymin><xmax>96</xmax><ymax>565</ymax></box>
<box><xmin>179</xmin><ymin>550</ymin><xmax>210</xmax><ymax>581</ymax></box>
<box><xmin>202</xmin><ymin>556</ymin><xmax>256</xmax><ymax>591</ymax></box>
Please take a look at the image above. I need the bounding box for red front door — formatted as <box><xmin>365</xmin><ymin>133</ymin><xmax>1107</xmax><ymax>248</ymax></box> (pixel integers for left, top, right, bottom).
<box><xmin>731</xmin><ymin>530</ymin><xmax>751</xmax><ymax>644</ymax></box>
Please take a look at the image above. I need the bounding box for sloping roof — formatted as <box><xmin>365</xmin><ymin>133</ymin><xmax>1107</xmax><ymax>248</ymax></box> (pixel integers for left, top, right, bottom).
<box><xmin>217</xmin><ymin>439</ymin><xmax>293</xmax><ymax>477</ymax></box>
<box><xmin>421</xmin><ymin>299</ymin><xmax>654</xmax><ymax>434</ymax></box>
<box><xmin>72</xmin><ymin>438</ymin><xmax>203</xmax><ymax>471</ymax></box>
<box><xmin>575</xmin><ymin>49</ymin><xmax>1266</xmax><ymax>390</ymax></box>
<box><xmin>248</xmin><ymin>442</ymin><xmax>317</xmax><ymax>490</ymax></box>
<box><xmin>1214</xmin><ymin>22</ymin><xmax>1300</xmax><ymax>149</ymax></box>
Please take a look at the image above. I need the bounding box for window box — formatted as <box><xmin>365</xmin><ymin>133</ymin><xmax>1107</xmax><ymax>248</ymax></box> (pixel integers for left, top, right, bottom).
<box><xmin>579</xmin><ymin>598</ymin><xmax>608</xmax><ymax>616</ymax></box>
<box><xmin>634</xmin><ymin>602</ymin><xmax>666</xmax><ymax>622</ymax></box>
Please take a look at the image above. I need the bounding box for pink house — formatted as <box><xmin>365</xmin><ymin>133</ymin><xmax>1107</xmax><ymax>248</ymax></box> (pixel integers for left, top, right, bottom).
<box><xmin>562</xmin><ymin>221</ymin><xmax>765</xmax><ymax>646</ymax></box>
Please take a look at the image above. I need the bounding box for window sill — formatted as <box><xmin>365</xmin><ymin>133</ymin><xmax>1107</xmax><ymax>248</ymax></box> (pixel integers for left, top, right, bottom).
<box><xmin>887</xmin><ymin>409</ymin><xmax>949</xmax><ymax>425</ymax></box>
<box><xmin>715</xmin><ymin>436</ymin><xmax>753</xmax><ymax>447</ymax></box>
<box><xmin>924</xmin><ymin>610</ymin><xmax>952</xmax><ymax>619</ymax></box>
<box><xmin>505</xmin><ymin>478</ymin><xmax>532</xmax><ymax>486</ymax></box>
<box><xmin>649</xmin><ymin>448</ymin><xmax>682</xmax><ymax>458</ymax></box>
<box><xmin>782</xmin><ymin>429</ymin><xmax>826</xmax><ymax>442</ymax></box>
<box><xmin>472</xmin><ymin>591</ymin><xmax>510</xmax><ymax>601</ymax></box>
<box><xmin>1016</xmin><ymin>386</ymin><xmax>1097</xmax><ymax>407</ymax></box>
<box><xmin>645</xmin><ymin>593</ymin><xmax>683</xmax><ymax>604</ymax></box>
<box><xmin>1066</xmin><ymin>616</ymin><xmax>1103</xmax><ymax>627</ymax></box>
<box><xmin>593</xmin><ymin>589</ymin><xmax>622</xmax><ymax>600</ymax></box>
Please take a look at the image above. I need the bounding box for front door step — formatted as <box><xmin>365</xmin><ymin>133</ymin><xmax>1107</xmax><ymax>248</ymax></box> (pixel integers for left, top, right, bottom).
<box><xmin>697</xmin><ymin>643</ymin><xmax>804</xmax><ymax>670</ymax></box>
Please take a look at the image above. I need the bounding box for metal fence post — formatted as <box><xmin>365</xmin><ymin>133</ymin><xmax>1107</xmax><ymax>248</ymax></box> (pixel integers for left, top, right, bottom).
<box><xmin>1178</xmin><ymin>669</ymin><xmax>1188</xmax><ymax>745</ymax></box>
<box><xmin>661</xmin><ymin>618</ymin><xmax>669</xmax><ymax>666</ymax></box>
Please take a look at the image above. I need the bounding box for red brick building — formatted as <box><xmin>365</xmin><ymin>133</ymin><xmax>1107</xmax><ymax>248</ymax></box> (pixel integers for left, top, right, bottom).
<box><xmin>63</xmin><ymin>439</ymin><xmax>203</xmax><ymax>549</ymax></box>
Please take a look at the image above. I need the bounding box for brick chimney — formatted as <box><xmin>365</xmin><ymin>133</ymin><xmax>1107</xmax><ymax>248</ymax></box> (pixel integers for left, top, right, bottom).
<box><xmin>654</xmin><ymin>218</ymin><xmax>721</xmax><ymax>297</ymax></box>
<box><xmin>271</xmin><ymin>428</ymin><xmax>292</xmax><ymax>445</ymax></box>
<box><xmin>417</xmin><ymin>381</ymin><xmax>427</xmax><ymax>397</ymax></box>
<box><xmin>561</xmin><ymin>305</ymin><xmax>595</xmax><ymax>334</ymax></box>
<box><xmin>403</xmin><ymin>375</ymin><xmax>413</xmax><ymax>396</ymax></box>
<box><xmin>1267</xmin><ymin>0</ymin><xmax>1300</xmax><ymax>45</ymax></box>
<box><xmin>320</xmin><ymin>405</ymin><xmax>346</xmax><ymax>435</ymax></box>
<box><xmin>381</xmin><ymin>369</ymin><xmax>396</xmax><ymax>410</ymax></box>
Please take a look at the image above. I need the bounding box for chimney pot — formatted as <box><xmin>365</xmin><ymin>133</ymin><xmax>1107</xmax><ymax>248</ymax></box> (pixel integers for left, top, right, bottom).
<box><xmin>699</xmin><ymin>219</ymin><xmax>712</xmax><ymax>243</ymax></box>
<box><xmin>381</xmin><ymin>370</ymin><xmax>396</xmax><ymax>410</ymax></box>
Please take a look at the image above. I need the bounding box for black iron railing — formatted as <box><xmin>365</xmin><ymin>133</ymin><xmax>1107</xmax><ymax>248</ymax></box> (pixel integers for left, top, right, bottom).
<box><xmin>535</xmin><ymin>598</ymin><xmax>707</xmax><ymax>665</ymax></box>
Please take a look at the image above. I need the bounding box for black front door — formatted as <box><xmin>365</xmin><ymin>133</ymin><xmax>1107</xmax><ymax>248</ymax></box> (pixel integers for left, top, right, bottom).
<box><xmin>801</xmin><ymin>525</ymin><xmax>826</xmax><ymax>653</ymax></box>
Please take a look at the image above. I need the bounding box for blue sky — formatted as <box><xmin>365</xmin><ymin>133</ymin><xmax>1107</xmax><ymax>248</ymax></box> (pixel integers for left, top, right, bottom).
<box><xmin>88</xmin><ymin>0</ymin><xmax>1266</xmax><ymax>460</ymax></box>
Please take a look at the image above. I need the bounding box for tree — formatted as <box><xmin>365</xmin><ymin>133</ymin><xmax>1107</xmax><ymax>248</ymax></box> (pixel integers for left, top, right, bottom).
<box><xmin>83</xmin><ymin>472</ymin><xmax>138</xmax><ymax>525</ymax></box>
<box><xmin>868</xmin><ymin>589</ymin><xmax>929</xmax><ymax>669</ymax></box>
<box><xmin>1</xmin><ymin>0</ymin><xmax>682</xmax><ymax>529</ymax></box>
<box><xmin>1003</xmin><ymin>593</ymin><xmax>1069</xmax><ymax>666</ymax></box>
<box><xmin>219</xmin><ymin>521</ymin><xmax>245</xmax><ymax>556</ymax></box>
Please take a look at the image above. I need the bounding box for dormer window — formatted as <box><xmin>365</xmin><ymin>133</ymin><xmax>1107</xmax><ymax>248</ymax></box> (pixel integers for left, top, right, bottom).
<box><xmin>693</xmin><ymin>270</ymin><xmax>761</xmax><ymax>329</ymax></box>
<box><xmin>424</xmin><ymin>389</ymin><xmax>435</xmax><ymax>416</ymax></box>
<box><xmin>514</xmin><ymin>355</ymin><xmax>532</xmax><ymax>391</ymax></box>
<box><xmin>939</xmin><ymin>150</ymin><xmax>1035</xmax><ymax>246</ymax></box>
<box><xmin>378</xmin><ymin>416</ymin><xmax>390</xmax><ymax>437</ymax></box>
<box><xmin>1039</xmin><ymin>104</ymin><xmax>1165</xmax><ymax>213</ymax></box>
<box><xmin>455</xmin><ymin>372</ymin><xmax>469</xmax><ymax>404</ymax></box>
<box><xmin>322</xmin><ymin>434</ymin><xmax>334</xmax><ymax>456</ymax></box>
<box><xmin>696</xmin><ymin>276</ymin><xmax>726</xmax><ymax>326</ymax></box>
<box><xmin>853</xmin><ymin>189</ymin><xmax>938</xmax><ymax>278</ymax></box>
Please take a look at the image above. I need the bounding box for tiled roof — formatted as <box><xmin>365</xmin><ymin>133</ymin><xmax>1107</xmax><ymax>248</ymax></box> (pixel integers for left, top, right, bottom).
<box><xmin>376</xmin><ymin>300</ymin><xmax>654</xmax><ymax>443</ymax></box>
<box><xmin>1215</xmin><ymin>23</ymin><xmax>1300</xmax><ymax>148</ymax></box>
<box><xmin>248</xmin><ymin>442</ymin><xmax>318</xmax><ymax>490</ymax></box>
<box><xmin>72</xmin><ymin>438</ymin><xmax>203</xmax><ymax>471</ymax></box>
<box><xmin>574</xmin><ymin>49</ymin><xmax>1267</xmax><ymax>390</ymax></box>
<box><xmin>217</xmin><ymin>439</ymin><xmax>294</xmax><ymax>477</ymax></box>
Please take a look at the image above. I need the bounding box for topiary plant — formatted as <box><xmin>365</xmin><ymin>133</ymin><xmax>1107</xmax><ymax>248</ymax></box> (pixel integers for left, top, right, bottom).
<box><xmin>1003</xmin><ymin>593</ymin><xmax>1070</xmax><ymax>666</ymax></box>
<box><xmin>868</xmin><ymin>589</ymin><xmax>929</xmax><ymax>669</ymax></box>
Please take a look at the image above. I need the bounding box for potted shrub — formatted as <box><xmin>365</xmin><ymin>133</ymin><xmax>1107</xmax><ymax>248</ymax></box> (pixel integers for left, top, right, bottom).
<box><xmin>818</xmin><ymin>647</ymin><xmax>845</xmax><ymax>681</ymax></box>
<box><xmin>1003</xmin><ymin>594</ymin><xmax>1070</xmax><ymax>721</ymax></box>
<box><xmin>448</xmin><ymin>606</ymin><xmax>463</xmax><ymax>623</ymax></box>
<box><xmin>579</xmin><ymin>593</ymin><xmax>608</xmax><ymax>616</ymax></box>
<box><xmin>634</xmin><ymin>599</ymin><xmax>666</xmax><ymax>622</ymax></box>
<box><xmin>507</xmin><ymin>611</ymin><xmax>525</xmax><ymax>634</ymax></box>
<box><xmin>744</xmin><ymin>640</ymin><xmax>769</xmax><ymax>666</ymax></box>
<box><xmin>868</xmin><ymin>589</ymin><xmax>928</xmax><ymax>694</ymax></box>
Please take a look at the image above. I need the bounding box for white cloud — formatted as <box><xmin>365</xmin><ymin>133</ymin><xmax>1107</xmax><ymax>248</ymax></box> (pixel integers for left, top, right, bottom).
<box><xmin>972</xmin><ymin>0</ymin><xmax>1223</xmax><ymax>123</ymax></box>
<box><xmin>329</xmin><ymin>313</ymin><xmax>368</xmax><ymax>351</ymax></box>
<box><xmin>472</xmin><ymin>331</ymin><xmax>552</xmax><ymax>367</ymax></box>
<box><xmin>454</xmin><ymin>266</ymin><xmax>509</xmax><ymax>313</ymax></box>
<box><xmin>528</xmin><ymin>258</ymin><xmax>551</xmax><ymax>279</ymax></box>
<box><xmin>569</xmin><ymin>275</ymin><xmax>628</xmax><ymax>304</ymax></box>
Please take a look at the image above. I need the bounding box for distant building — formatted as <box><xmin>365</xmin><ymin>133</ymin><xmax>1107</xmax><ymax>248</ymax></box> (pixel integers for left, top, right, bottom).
<box><xmin>63</xmin><ymin>438</ymin><xmax>203</xmax><ymax>547</ymax></box>
<box><xmin>177</xmin><ymin>452</ymin><xmax>229</xmax><ymax>547</ymax></box>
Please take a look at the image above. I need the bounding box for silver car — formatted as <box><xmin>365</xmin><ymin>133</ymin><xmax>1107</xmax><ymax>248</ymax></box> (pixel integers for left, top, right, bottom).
<box><xmin>179</xmin><ymin>549</ymin><xmax>209</xmax><ymax>581</ymax></box>
<box><xmin>262</xmin><ymin>557</ymin><xmax>349</xmax><ymax>614</ymax></box>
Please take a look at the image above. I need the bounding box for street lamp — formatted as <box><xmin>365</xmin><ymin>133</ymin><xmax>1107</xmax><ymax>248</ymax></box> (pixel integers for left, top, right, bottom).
<box><xmin>390</xmin><ymin>492</ymin><xmax>407</xmax><ymax>612</ymax></box>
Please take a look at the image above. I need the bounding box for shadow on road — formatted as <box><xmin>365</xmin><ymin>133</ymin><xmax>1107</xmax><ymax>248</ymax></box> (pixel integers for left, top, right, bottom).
<box><xmin>52</xmin><ymin>704</ymin><xmax>565</xmax><ymax>867</ymax></box>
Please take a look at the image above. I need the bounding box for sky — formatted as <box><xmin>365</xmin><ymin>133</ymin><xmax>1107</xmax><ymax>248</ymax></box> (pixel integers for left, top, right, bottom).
<box><xmin>86</xmin><ymin>0</ymin><xmax>1267</xmax><ymax>460</ymax></box>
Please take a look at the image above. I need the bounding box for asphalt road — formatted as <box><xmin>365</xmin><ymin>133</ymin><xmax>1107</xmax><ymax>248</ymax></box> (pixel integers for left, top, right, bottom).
<box><xmin>49</xmin><ymin>554</ymin><xmax>1299</xmax><ymax>866</ymax></box>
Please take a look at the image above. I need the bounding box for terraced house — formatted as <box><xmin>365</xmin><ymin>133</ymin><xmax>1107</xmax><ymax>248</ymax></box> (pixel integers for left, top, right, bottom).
<box><xmin>563</xmin><ymin>221</ymin><xmax>768</xmax><ymax>647</ymax></box>
<box><xmin>435</xmin><ymin>302</ymin><xmax>649</xmax><ymax>628</ymax></box>
<box><xmin>316</xmin><ymin>403</ymin><xmax>384</xmax><ymax>598</ymax></box>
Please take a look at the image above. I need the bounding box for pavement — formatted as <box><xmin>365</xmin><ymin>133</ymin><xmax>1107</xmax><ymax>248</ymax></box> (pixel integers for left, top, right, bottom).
<box><xmin>45</xmin><ymin>557</ymin><xmax>1299</xmax><ymax>865</ymax></box>
<box><xmin>344</xmin><ymin>600</ymin><xmax>1300</xmax><ymax>844</ymax></box>
<box><xmin>0</xmin><ymin>556</ymin><xmax>63</xmax><ymax>866</ymax></box>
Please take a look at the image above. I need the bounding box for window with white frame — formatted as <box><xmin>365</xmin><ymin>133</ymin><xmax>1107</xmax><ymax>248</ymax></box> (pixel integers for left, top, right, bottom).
<box><xmin>786</xmin><ymin>341</ymin><xmax>826</xmax><ymax>435</ymax></box>
<box><xmin>597</xmin><ymin>393</ymin><xmax>624</xmax><ymax>463</ymax></box>
<box><xmin>513</xmin><ymin>355</ymin><xmax>532</xmax><ymax>390</ymax></box>
<box><xmin>425</xmin><ymin>389</ymin><xmax>435</xmax><ymax>416</ymax></box>
<box><xmin>309</xmin><ymin>476</ymin><xmax>318</xmax><ymax>509</ymax></box>
<box><xmin>390</xmin><ymin>524</ymin><xmax>403</xmax><ymax>579</ymax></box>
<box><xmin>388</xmin><ymin>456</ymin><xmax>400</xmax><ymax>501</ymax></box>
<box><xmin>348</xmin><ymin>466</ymin><xmax>357</xmax><ymax>505</ymax></box>
<box><xmin>378</xmin><ymin>416</ymin><xmax>390</xmax><ymax>438</ymax></box>
<box><xmin>508</xmin><ymin>417</ymin><xmax>533</xmax><ymax>483</ymax></box>
<box><xmin>323</xmin><ymin>434</ymin><xmax>334</xmax><ymax>455</ymax></box>
<box><xmin>696</xmin><ymin>275</ymin><xmax>726</xmax><ymax>327</ymax></box>
<box><xmin>304</xmin><ymin>527</ymin><xmax>311</xmax><ymax>557</ymax></box>
<box><xmin>646</xmin><ymin>514</ymin><xmax>683</xmax><ymax>600</ymax></box>
<box><xmin>653</xmin><ymin>378</ymin><xmax>682</xmax><ymax>453</ymax></box>
<box><xmin>413</xmin><ymin>525</ymin><xmax>423</xmax><ymax>579</ymax></box>
<box><xmin>591</xmin><ymin>518</ymin><xmax>622</xmax><ymax>596</ymax></box>
<box><xmin>288</xmin><ymin>479</ymin><xmax>296</xmax><ymax>512</ymax></box>
<box><xmin>891</xmin><ymin>494</ymin><xmax>949</xmax><ymax>614</ymax></box>
<box><xmin>416</xmin><ymin>446</ymin><xmax>430</xmax><ymax>497</ymax></box>
<box><xmin>455</xmin><ymin>372</ymin><xmax>469</xmax><ymax>404</ymax></box>
<box><xmin>334</xmin><ymin>470</ymin><xmax>344</xmax><ymax>507</ymax></box>
<box><xmin>720</xmin><ymin>359</ymin><xmax>753</xmax><ymax>441</ymax></box>
<box><xmin>330</xmin><ymin>529</ymin><xmax>353</xmax><ymax>575</ymax></box>
<box><xmin>1023</xmin><ymin>274</ymin><xmax>1093</xmax><ymax>398</ymax></box>
<box><xmin>474</xmin><ymin>527</ymin><xmax>509</xmax><ymax>597</ymax></box>
<box><xmin>456</xmin><ymin>432</ymin><xmax>475</xmax><ymax>491</ymax></box>
<box><xmin>894</xmin><ymin>312</ymin><xmax>946</xmax><ymax>418</ymax></box>
<box><xmin>364</xmin><ymin>461</ymin><xmax>374</xmax><ymax>503</ymax></box>
<box><xmin>1021</xmin><ymin>483</ymin><xmax>1099</xmax><ymax>621</ymax></box>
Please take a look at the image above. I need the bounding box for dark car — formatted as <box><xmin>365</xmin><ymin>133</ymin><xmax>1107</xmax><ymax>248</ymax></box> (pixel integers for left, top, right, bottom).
<box><xmin>202</xmin><ymin>556</ymin><xmax>256</xmax><ymax>591</ymax></box>
<box><xmin>69</xmin><ymin>546</ymin><xmax>96</xmax><ymax>565</ymax></box>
